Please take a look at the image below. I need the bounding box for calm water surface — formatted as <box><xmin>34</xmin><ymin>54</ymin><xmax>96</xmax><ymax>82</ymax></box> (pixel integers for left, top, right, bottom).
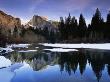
<box><xmin>0</xmin><ymin>44</ymin><xmax>110</xmax><ymax>82</ymax></box>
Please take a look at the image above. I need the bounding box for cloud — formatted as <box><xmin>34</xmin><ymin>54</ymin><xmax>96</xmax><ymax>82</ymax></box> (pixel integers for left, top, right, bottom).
<box><xmin>29</xmin><ymin>0</ymin><xmax>46</xmax><ymax>13</ymax></box>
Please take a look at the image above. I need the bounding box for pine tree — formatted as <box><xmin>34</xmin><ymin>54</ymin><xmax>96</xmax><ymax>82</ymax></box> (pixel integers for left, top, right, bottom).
<box><xmin>0</xmin><ymin>27</ymin><xmax>1</xmax><ymax>35</ymax></box>
<box><xmin>13</xmin><ymin>26</ymin><xmax>18</xmax><ymax>38</ymax></box>
<box><xmin>78</xmin><ymin>14</ymin><xmax>87</xmax><ymax>38</ymax></box>
<box><xmin>91</xmin><ymin>8</ymin><xmax>102</xmax><ymax>31</ymax></box>
<box><xmin>43</xmin><ymin>26</ymin><xmax>49</xmax><ymax>40</ymax></box>
<box><xmin>59</xmin><ymin>17</ymin><xmax>65</xmax><ymax>40</ymax></box>
<box><xmin>65</xmin><ymin>13</ymin><xmax>71</xmax><ymax>39</ymax></box>
<box><xmin>107</xmin><ymin>11</ymin><xmax>110</xmax><ymax>24</ymax></box>
<box><xmin>106</xmin><ymin>11</ymin><xmax>110</xmax><ymax>39</ymax></box>
<box><xmin>71</xmin><ymin>16</ymin><xmax>78</xmax><ymax>38</ymax></box>
<box><xmin>90</xmin><ymin>8</ymin><xmax>105</xmax><ymax>41</ymax></box>
<box><xmin>20</xmin><ymin>26</ymin><xmax>26</xmax><ymax>37</ymax></box>
<box><xmin>49</xmin><ymin>30</ymin><xmax>55</xmax><ymax>43</ymax></box>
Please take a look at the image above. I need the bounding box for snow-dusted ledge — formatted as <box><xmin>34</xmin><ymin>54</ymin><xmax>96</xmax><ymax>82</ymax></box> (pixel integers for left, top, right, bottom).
<box><xmin>18</xmin><ymin>50</ymin><xmax>37</xmax><ymax>53</ymax></box>
<box><xmin>41</xmin><ymin>43</ymin><xmax>110</xmax><ymax>50</ymax></box>
<box><xmin>44</xmin><ymin>48</ymin><xmax>78</xmax><ymax>52</ymax></box>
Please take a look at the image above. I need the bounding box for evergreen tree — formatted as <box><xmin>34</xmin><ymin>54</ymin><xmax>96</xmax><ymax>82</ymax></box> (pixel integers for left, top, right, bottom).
<box><xmin>65</xmin><ymin>13</ymin><xmax>71</xmax><ymax>39</ymax></box>
<box><xmin>91</xmin><ymin>8</ymin><xmax>102</xmax><ymax>31</ymax></box>
<box><xmin>89</xmin><ymin>8</ymin><xmax>105</xmax><ymax>41</ymax></box>
<box><xmin>78</xmin><ymin>14</ymin><xmax>87</xmax><ymax>38</ymax></box>
<box><xmin>0</xmin><ymin>27</ymin><xmax>1</xmax><ymax>35</ymax></box>
<box><xmin>20</xmin><ymin>26</ymin><xmax>26</xmax><ymax>37</ymax></box>
<box><xmin>49</xmin><ymin>30</ymin><xmax>56</xmax><ymax>43</ymax></box>
<box><xmin>13</xmin><ymin>26</ymin><xmax>18</xmax><ymax>38</ymax></box>
<box><xmin>70</xmin><ymin>16</ymin><xmax>78</xmax><ymax>38</ymax></box>
<box><xmin>43</xmin><ymin>26</ymin><xmax>49</xmax><ymax>40</ymax></box>
<box><xmin>107</xmin><ymin>11</ymin><xmax>110</xmax><ymax>24</ymax></box>
<box><xmin>106</xmin><ymin>11</ymin><xmax>110</xmax><ymax>39</ymax></box>
<box><xmin>59</xmin><ymin>17</ymin><xmax>65</xmax><ymax>40</ymax></box>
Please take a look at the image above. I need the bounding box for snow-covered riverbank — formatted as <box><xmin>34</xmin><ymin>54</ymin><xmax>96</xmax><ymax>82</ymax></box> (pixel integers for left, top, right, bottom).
<box><xmin>0</xmin><ymin>44</ymin><xmax>31</xmax><ymax>54</ymax></box>
<box><xmin>41</xmin><ymin>43</ymin><xmax>110</xmax><ymax>50</ymax></box>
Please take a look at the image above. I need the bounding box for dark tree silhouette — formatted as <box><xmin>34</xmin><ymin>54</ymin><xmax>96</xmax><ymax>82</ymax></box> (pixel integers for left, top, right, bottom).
<box><xmin>70</xmin><ymin>16</ymin><xmax>78</xmax><ymax>38</ymax></box>
<box><xmin>91</xmin><ymin>8</ymin><xmax>102</xmax><ymax>31</ymax></box>
<box><xmin>65</xmin><ymin>13</ymin><xmax>72</xmax><ymax>39</ymax></box>
<box><xmin>106</xmin><ymin>11</ymin><xmax>110</xmax><ymax>39</ymax></box>
<box><xmin>13</xmin><ymin>26</ymin><xmax>18</xmax><ymax>38</ymax></box>
<box><xmin>78</xmin><ymin>14</ymin><xmax>87</xmax><ymax>38</ymax></box>
<box><xmin>59</xmin><ymin>17</ymin><xmax>65</xmax><ymax>40</ymax></box>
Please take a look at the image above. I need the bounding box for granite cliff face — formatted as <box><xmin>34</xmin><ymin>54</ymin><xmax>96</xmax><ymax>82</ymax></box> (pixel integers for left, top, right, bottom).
<box><xmin>0</xmin><ymin>10</ymin><xmax>21</xmax><ymax>29</ymax></box>
<box><xmin>27</xmin><ymin>15</ymin><xmax>57</xmax><ymax>31</ymax></box>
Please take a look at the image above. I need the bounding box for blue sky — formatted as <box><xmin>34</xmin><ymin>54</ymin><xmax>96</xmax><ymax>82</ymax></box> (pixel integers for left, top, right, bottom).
<box><xmin>0</xmin><ymin>0</ymin><xmax>110</xmax><ymax>24</ymax></box>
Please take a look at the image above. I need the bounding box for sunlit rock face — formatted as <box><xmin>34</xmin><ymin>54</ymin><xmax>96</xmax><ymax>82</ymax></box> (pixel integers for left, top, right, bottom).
<box><xmin>0</xmin><ymin>10</ymin><xmax>21</xmax><ymax>29</ymax></box>
<box><xmin>27</xmin><ymin>15</ymin><xmax>57</xmax><ymax>31</ymax></box>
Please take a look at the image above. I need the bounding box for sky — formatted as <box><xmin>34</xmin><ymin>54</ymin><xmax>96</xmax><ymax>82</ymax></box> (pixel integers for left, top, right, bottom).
<box><xmin>0</xmin><ymin>0</ymin><xmax>110</xmax><ymax>24</ymax></box>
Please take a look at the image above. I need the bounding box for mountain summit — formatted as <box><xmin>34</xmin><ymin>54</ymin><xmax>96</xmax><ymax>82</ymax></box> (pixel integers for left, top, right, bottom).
<box><xmin>27</xmin><ymin>15</ymin><xmax>57</xmax><ymax>31</ymax></box>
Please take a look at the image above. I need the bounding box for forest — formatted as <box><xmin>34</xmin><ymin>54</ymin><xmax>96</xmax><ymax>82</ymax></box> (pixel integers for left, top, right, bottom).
<box><xmin>58</xmin><ymin>8</ymin><xmax>110</xmax><ymax>43</ymax></box>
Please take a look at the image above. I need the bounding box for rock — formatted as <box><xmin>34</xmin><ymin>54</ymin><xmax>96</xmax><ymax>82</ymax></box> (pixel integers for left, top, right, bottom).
<box><xmin>27</xmin><ymin>15</ymin><xmax>58</xmax><ymax>32</ymax></box>
<box><xmin>0</xmin><ymin>10</ymin><xmax>21</xmax><ymax>29</ymax></box>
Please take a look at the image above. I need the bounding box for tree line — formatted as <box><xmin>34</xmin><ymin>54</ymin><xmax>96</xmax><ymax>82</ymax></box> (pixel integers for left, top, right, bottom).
<box><xmin>1</xmin><ymin>8</ymin><xmax>110</xmax><ymax>45</ymax></box>
<box><xmin>58</xmin><ymin>8</ymin><xmax>110</xmax><ymax>43</ymax></box>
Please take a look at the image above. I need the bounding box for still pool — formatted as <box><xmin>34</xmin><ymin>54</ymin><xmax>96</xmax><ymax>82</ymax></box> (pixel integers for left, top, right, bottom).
<box><xmin>0</xmin><ymin>44</ymin><xmax>110</xmax><ymax>82</ymax></box>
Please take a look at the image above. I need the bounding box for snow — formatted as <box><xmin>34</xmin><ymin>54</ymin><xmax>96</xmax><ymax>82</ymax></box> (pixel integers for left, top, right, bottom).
<box><xmin>0</xmin><ymin>56</ymin><xmax>11</xmax><ymax>68</ymax></box>
<box><xmin>0</xmin><ymin>44</ymin><xmax>31</xmax><ymax>53</ymax></box>
<box><xmin>41</xmin><ymin>43</ymin><xmax>110</xmax><ymax>50</ymax></box>
<box><xmin>8</xmin><ymin>44</ymin><xmax>30</xmax><ymax>48</ymax></box>
<box><xmin>35</xmin><ymin>47</ymin><xmax>39</xmax><ymax>49</ymax></box>
<box><xmin>0</xmin><ymin>47</ymin><xmax>14</xmax><ymax>53</ymax></box>
<box><xmin>18</xmin><ymin>50</ymin><xmax>37</xmax><ymax>53</ymax></box>
<box><xmin>44</xmin><ymin>48</ymin><xmax>78</xmax><ymax>52</ymax></box>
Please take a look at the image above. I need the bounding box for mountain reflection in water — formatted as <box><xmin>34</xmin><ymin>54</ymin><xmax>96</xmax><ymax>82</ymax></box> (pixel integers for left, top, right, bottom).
<box><xmin>0</xmin><ymin>49</ymin><xmax>110</xmax><ymax>82</ymax></box>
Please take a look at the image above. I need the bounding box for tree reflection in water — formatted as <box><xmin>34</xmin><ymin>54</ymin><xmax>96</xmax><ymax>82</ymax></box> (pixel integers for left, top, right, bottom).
<box><xmin>2</xmin><ymin>50</ymin><xmax>110</xmax><ymax>82</ymax></box>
